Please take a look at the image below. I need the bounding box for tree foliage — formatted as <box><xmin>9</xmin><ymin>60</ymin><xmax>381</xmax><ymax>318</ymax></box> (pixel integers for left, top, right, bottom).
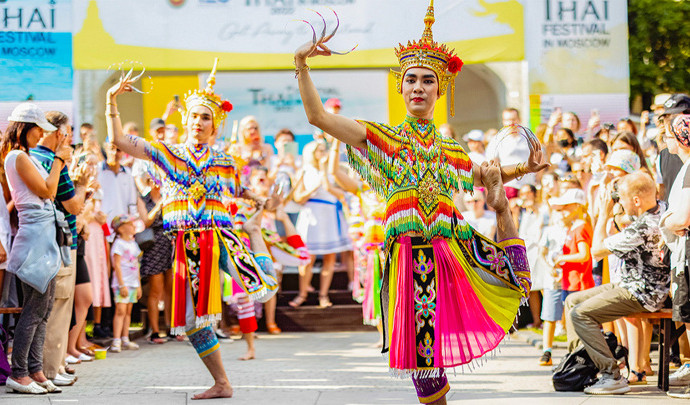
<box><xmin>628</xmin><ymin>0</ymin><xmax>690</xmax><ymax>107</ymax></box>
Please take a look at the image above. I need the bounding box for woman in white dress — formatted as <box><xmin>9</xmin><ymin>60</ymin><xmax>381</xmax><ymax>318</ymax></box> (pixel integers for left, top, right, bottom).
<box><xmin>291</xmin><ymin>140</ymin><xmax>352</xmax><ymax>308</ymax></box>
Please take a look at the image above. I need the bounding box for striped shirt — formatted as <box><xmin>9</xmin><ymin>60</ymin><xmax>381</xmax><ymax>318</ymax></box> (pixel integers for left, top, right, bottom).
<box><xmin>30</xmin><ymin>145</ymin><xmax>77</xmax><ymax>250</ymax></box>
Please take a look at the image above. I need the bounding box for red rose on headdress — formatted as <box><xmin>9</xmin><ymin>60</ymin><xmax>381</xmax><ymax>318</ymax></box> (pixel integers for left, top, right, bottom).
<box><xmin>221</xmin><ymin>101</ymin><xmax>233</xmax><ymax>112</ymax></box>
<box><xmin>448</xmin><ymin>56</ymin><xmax>463</xmax><ymax>74</ymax></box>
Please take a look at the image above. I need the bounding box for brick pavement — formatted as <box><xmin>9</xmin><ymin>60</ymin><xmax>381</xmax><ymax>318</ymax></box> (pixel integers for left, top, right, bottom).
<box><xmin>0</xmin><ymin>331</ymin><xmax>678</xmax><ymax>404</ymax></box>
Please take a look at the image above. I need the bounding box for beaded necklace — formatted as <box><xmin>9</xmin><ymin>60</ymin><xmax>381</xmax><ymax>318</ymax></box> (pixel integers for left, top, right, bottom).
<box><xmin>405</xmin><ymin>117</ymin><xmax>440</xmax><ymax>209</ymax></box>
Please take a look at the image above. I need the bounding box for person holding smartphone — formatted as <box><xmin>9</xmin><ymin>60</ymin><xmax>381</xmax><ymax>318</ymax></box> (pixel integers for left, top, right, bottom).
<box><xmin>269</xmin><ymin>128</ymin><xmax>300</xmax><ymax>179</ymax></box>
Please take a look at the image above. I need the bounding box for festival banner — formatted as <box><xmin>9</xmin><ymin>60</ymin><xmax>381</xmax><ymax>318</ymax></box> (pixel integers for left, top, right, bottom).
<box><xmin>525</xmin><ymin>0</ymin><xmax>630</xmax><ymax>127</ymax></box>
<box><xmin>0</xmin><ymin>0</ymin><xmax>73</xmax><ymax>127</ymax></box>
<box><xmin>72</xmin><ymin>0</ymin><xmax>525</xmax><ymax>71</ymax></box>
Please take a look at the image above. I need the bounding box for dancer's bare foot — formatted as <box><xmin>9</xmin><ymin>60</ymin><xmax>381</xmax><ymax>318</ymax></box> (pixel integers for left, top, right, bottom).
<box><xmin>239</xmin><ymin>349</ymin><xmax>255</xmax><ymax>361</ymax></box>
<box><xmin>481</xmin><ymin>159</ymin><xmax>509</xmax><ymax>213</ymax></box>
<box><xmin>191</xmin><ymin>381</ymin><xmax>233</xmax><ymax>400</ymax></box>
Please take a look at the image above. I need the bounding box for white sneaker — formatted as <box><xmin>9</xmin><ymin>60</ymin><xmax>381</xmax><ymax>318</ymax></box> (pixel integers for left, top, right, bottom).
<box><xmin>110</xmin><ymin>341</ymin><xmax>122</xmax><ymax>353</ymax></box>
<box><xmin>123</xmin><ymin>340</ymin><xmax>139</xmax><ymax>350</ymax></box>
<box><xmin>554</xmin><ymin>322</ymin><xmax>566</xmax><ymax>337</ymax></box>
<box><xmin>584</xmin><ymin>373</ymin><xmax>630</xmax><ymax>395</ymax></box>
<box><xmin>78</xmin><ymin>353</ymin><xmax>93</xmax><ymax>362</ymax></box>
<box><xmin>5</xmin><ymin>378</ymin><xmax>47</xmax><ymax>394</ymax></box>
<box><xmin>53</xmin><ymin>373</ymin><xmax>77</xmax><ymax>386</ymax></box>
<box><xmin>670</xmin><ymin>363</ymin><xmax>690</xmax><ymax>387</ymax></box>
<box><xmin>668</xmin><ymin>385</ymin><xmax>690</xmax><ymax>399</ymax></box>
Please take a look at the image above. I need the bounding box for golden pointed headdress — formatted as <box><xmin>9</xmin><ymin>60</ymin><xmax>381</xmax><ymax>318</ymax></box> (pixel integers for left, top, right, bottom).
<box><xmin>391</xmin><ymin>0</ymin><xmax>463</xmax><ymax>116</ymax></box>
<box><xmin>183</xmin><ymin>58</ymin><xmax>233</xmax><ymax>130</ymax></box>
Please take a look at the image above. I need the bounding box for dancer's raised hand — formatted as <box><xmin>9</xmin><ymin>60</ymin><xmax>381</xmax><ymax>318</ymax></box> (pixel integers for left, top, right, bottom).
<box><xmin>525</xmin><ymin>135</ymin><xmax>549</xmax><ymax>174</ymax></box>
<box><xmin>106</xmin><ymin>68</ymin><xmax>145</xmax><ymax>101</ymax></box>
<box><xmin>294</xmin><ymin>10</ymin><xmax>356</xmax><ymax>64</ymax></box>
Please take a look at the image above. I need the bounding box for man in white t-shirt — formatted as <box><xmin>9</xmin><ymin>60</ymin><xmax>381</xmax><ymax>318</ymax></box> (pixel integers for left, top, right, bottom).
<box><xmin>98</xmin><ymin>143</ymin><xmax>139</xmax><ymax>238</ymax></box>
<box><xmin>461</xmin><ymin>189</ymin><xmax>497</xmax><ymax>241</ymax></box>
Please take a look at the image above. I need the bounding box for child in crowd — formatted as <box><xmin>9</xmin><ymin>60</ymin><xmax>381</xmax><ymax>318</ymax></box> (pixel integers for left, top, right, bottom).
<box><xmin>537</xmin><ymin>221</ymin><xmax>567</xmax><ymax>366</ymax></box>
<box><xmin>550</xmin><ymin>188</ymin><xmax>594</xmax><ymax>303</ymax></box>
<box><xmin>110</xmin><ymin>214</ymin><xmax>142</xmax><ymax>353</ymax></box>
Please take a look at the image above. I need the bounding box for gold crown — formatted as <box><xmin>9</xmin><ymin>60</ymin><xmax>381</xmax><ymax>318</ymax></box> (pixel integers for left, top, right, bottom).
<box><xmin>183</xmin><ymin>58</ymin><xmax>233</xmax><ymax>130</ymax></box>
<box><xmin>391</xmin><ymin>0</ymin><xmax>463</xmax><ymax>116</ymax></box>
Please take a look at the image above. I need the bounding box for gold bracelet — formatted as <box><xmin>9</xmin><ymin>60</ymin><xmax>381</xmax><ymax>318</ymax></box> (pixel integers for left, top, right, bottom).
<box><xmin>515</xmin><ymin>163</ymin><xmax>526</xmax><ymax>180</ymax></box>
<box><xmin>106</xmin><ymin>102</ymin><xmax>116</xmax><ymax>106</ymax></box>
<box><xmin>105</xmin><ymin>112</ymin><xmax>120</xmax><ymax>117</ymax></box>
<box><xmin>294</xmin><ymin>63</ymin><xmax>310</xmax><ymax>78</ymax></box>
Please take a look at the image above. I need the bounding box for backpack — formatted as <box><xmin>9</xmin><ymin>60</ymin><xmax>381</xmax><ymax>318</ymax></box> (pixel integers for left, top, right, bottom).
<box><xmin>552</xmin><ymin>331</ymin><xmax>626</xmax><ymax>392</ymax></box>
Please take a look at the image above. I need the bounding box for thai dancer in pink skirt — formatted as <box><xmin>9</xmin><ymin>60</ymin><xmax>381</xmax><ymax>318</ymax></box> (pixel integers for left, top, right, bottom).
<box><xmin>294</xmin><ymin>2</ymin><xmax>548</xmax><ymax>403</ymax></box>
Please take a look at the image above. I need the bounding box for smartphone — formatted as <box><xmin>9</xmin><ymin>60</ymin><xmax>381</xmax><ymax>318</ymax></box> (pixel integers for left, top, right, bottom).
<box><xmin>174</xmin><ymin>94</ymin><xmax>180</xmax><ymax>103</ymax></box>
<box><xmin>283</xmin><ymin>141</ymin><xmax>298</xmax><ymax>157</ymax></box>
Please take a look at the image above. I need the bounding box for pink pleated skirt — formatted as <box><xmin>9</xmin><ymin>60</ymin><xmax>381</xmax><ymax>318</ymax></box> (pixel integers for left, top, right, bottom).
<box><xmin>383</xmin><ymin>234</ymin><xmax>529</xmax><ymax>377</ymax></box>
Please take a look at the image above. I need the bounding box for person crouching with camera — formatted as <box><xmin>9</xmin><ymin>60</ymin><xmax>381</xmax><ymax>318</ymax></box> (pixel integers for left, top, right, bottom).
<box><xmin>565</xmin><ymin>171</ymin><xmax>669</xmax><ymax>395</ymax></box>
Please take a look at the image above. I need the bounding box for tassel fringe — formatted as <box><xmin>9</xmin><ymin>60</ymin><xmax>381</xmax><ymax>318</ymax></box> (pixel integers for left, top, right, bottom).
<box><xmin>382</xmin><ymin>337</ymin><xmax>511</xmax><ymax>379</ymax></box>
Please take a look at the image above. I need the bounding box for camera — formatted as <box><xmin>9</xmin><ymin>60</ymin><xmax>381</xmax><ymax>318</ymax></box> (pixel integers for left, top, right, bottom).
<box><xmin>610</xmin><ymin>181</ymin><xmax>620</xmax><ymax>203</ymax></box>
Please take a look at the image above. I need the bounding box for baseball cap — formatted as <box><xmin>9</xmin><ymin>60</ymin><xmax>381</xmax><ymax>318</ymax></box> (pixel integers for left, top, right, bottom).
<box><xmin>548</xmin><ymin>188</ymin><xmax>586</xmax><ymax>207</ymax></box>
<box><xmin>149</xmin><ymin>118</ymin><xmax>165</xmax><ymax>131</ymax></box>
<box><xmin>463</xmin><ymin>129</ymin><xmax>484</xmax><ymax>142</ymax></box>
<box><xmin>660</xmin><ymin>94</ymin><xmax>690</xmax><ymax>116</ymax></box>
<box><xmin>324</xmin><ymin>98</ymin><xmax>342</xmax><ymax>109</ymax></box>
<box><xmin>7</xmin><ymin>103</ymin><xmax>57</xmax><ymax>132</ymax></box>
<box><xmin>651</xmin><ymin>93</ymin><xmax>672</xmax><ymax>110</ymax></box>
<box><xmin>605</xmin><ymin>149</ymin><xmax>640</xmax><ymax>174</ymax></box>
<box><xmin>111</xmin><ymin>214</ymin><xmax>137</xmax><ymax>231</ymax></box>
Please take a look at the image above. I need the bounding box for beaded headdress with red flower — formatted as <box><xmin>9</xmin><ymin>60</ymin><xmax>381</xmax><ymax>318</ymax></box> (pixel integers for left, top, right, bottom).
<box><xmin>391</xmin><ymin>0</ymin><xmax>463</xmax><ymax>116</ymax></box>
<box><xmin>183</xmin><ymin>58</ymin><xmax>234</xmax><ymax>130</ymax></box>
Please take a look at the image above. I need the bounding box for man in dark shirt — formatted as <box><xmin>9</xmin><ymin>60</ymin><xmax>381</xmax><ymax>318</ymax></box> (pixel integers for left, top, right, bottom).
<box><xmin>31</xmin><ymin>111</ymin><xmax>90</xmax><ymax>387</ymax></box>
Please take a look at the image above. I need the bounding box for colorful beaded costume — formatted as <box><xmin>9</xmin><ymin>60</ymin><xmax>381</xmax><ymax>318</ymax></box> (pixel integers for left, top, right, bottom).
<box><xmin>144</xmin><ymin>60</ymin><xmax>278</xmax><ymax>336</ymax></box>
<box><xmin>344</xmin><ymin>2</ymin><xmax>531</xmax><ymax>387</ymax></box>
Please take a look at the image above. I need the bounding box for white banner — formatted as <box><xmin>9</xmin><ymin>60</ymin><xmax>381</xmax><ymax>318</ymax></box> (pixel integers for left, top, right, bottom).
<box><xmin>525</xmin><ymin>0</ymin><xmax>629</xmax><ymax>95</ymax></box>
<box><xmin>73</xmin><ymin>0</ymin><xmax>525</xmax><ymax>70</ymax></box>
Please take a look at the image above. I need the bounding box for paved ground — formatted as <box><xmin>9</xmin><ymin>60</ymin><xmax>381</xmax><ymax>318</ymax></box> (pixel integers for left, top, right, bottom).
<box><xmin>0</xmin><ymin>331</ymin><xmax>680</xmax><ymax>404</ymax></box>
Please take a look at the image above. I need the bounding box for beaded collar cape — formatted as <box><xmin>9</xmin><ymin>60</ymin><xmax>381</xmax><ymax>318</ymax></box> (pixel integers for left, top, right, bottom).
<box><xmin>347</xmin><ymin>116</ymin><xmax>473</xmax><ymax>248</ymax></box>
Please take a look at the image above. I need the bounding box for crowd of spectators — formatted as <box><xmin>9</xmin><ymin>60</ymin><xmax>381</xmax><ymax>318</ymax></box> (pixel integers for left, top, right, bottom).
<box><xmin>1</xmin><ymin>93</ymin><xmax>690</xmax><ymax>397</ymax></box>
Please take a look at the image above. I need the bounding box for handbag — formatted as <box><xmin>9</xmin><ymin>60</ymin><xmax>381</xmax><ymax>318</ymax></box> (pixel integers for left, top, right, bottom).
<box><xmin>52</xmin><ymin>204</ymin><xmax>73</xmax><ymax>267</ymax></box>
<box><xmin>135</xmin><ymin>228</ymin><xmax>155</xmax><ymax>251</ymax></box>
<box><xmin>52</xmin><ymin>204</ymin><xmax>72</xmax><ymax>248</ymax></box>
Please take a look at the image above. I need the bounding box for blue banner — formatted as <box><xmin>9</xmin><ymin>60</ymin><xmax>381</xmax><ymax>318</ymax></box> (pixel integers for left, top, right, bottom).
<box><xmin>0</xmin><ymin>0</ymin><xmax>72</xmax><ymax>102</ymax></box>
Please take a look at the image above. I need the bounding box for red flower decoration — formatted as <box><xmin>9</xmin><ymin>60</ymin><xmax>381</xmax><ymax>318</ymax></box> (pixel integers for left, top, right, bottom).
<box><xmin>221</xmin><ymin>100</ymin><xmax>233</xmax><ymax>112</ymax></box>
<box><xmin>447</xmin><ymin>56</ymin><xmax>463</xmax><ymax>74</ymax></box>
